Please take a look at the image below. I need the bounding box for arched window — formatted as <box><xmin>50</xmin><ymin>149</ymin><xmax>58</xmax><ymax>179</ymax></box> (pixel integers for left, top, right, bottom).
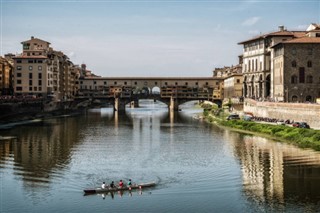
<box><xmin>292</xmin><ymin>95</ymin><xmax>298</xmax><ymax>102</ymax></box>
<box><xmin>307</xmin><ymin>75</ymin><xmax>313</xmax><ymax>83</ymax></box>
<box><xmin>291</xmin><ymin>60</ymin><xmax>296</xmax><ymax>67</ymax></box>
<box><xmin>307</xmin><ymin>60</ymin><xmax>312</xmax><ymax>67</ymax></box>
<box><xmin>291</xmin><ymin>75</ymin><xmax>298</xmax><ymax>84</ymax></box>
<box><xmin>306</xmin><ymin>95</ymin><xmax>312</xmax><ymax>102</ymax></box>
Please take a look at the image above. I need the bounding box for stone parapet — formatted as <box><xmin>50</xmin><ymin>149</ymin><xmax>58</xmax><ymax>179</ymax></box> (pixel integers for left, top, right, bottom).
<box><xmin>244</xmin><ymin>99</ymin><xmax>320</xmax><ymax>129</ymax></box>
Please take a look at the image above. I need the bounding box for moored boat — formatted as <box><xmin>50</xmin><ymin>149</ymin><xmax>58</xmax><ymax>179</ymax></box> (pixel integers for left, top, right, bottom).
<box><xmin>83</xmin><ymin>181</ymin><xmax>156</xmax><ymax>194</ymax></box>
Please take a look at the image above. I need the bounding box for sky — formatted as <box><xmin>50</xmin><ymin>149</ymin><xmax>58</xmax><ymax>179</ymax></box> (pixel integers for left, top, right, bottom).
<box><xmin>1</xmin><ymin>0</ymin><xmax>320</xmax><ymax>77</ymax></box>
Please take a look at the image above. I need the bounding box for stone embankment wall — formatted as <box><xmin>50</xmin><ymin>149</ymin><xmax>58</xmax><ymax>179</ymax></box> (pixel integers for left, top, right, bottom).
<box><xmin>243</xmin><ymin>99</ymin><xmax>320</xmax><ymax>129</ymax></box>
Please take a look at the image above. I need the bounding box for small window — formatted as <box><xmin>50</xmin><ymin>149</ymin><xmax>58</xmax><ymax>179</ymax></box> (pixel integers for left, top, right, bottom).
<box><xmin>34</xmin><ymin>87</ymin><xmax>37</xmax><ymax>91</ymax></box>
<box><xmin>175</xmin><ymin>82</ymin><xmax>178</xmax><ymax>85</ymax></box>
<box><xmin>206</xmin><ymin>82</ymin><xmax>209</xmax><ymax>86</ymax></box>
<box><xmin>94</xmin><ymin>81</ymin><xmax>97</xmax><ymax>84</ymax></box>
<box><xmin>29</xmin><ymin>80</ymin><xmax>32</xmax><ymax>86</ymax></box>
<box><xmin>134</xmin><ymin>82</ymin><xmax>137</xmax><ymax>85</ymax></box>
<box><xmin>291</xmin><ymin>61</ymin><xmax>296</xmax><ymax>67</ymax></box>
<box><xmin>28</xmin><ymin>60</ymin><xmax>33</xmax><ymax>63</ymax></box>
<box><xmin>124</xmin><ymin>82</ymin><xmax>127</xmax><ymax>85</ymax></box>
<box><xmin>38</xmin><ymin>87</ymin><xmax>42</xmax><ymax>91</ymax></box>
<box><xmin>307</xmin><ymin>75</ymin><xmax>313</xmax><ymax>83</ymax></box>
<box><xmin>38</xmin><ymin>66</ymin><xmax>42</xmax><ymax>71</ymax></box>
<box><xmin>195</xmin><ymin>82</ymin><xmax>198</xmax><ymax>86</ymax></box>
<box><xmin>17</xmin><ymin>66</ymin><xmax>22</xmax><ymax>70</ymax></box>
<box><xmin>39</xmin><ymin>80</ymin><xmax>42</xmax><ymax>86</ymax></box>
<box><xmin>104</xmin><ymin>81</ymin><xmax>107</xmax><ymax>85</ymax></box>
<box><xmin>29</xmin><ymin>87</ymin><xmax>32</xmax><ymax>91</ymax></box>
<box><xmin>237</xmin><ymin>79</ymin><xmax>240</xmax><ymax>83</ymax></box>
<box><xmin>29</xmin><ymin>73</ymin><xmax>33</xmax><ymax>79</ymax></box>
<box><xmin>38</xmin><ymin>73</ymin><xmax>42</xmax><ymax>79</ymax></box>
<box><xmin>155</xmin><ymin>82</ymin><xmax>158</xmax><ymax>85</ymax></box>
<box><xmin>29</xmin><ymin>66</ymin><xmax>33</xmax><ymax>71</ymax></box>
<box><xmin>17</xmin><ymin>73</ymin><xmax>22</xmax><ymax>77</ymax></box>
<box><xmin>307</xmin><ymin>61</ymin><xmax>312</xmax><ymax>67</ymax></box>
<box><xmin>165</xmin><ymin>82</ymin><xmax>168</xmax><ymax>86</ymax></box>
<box><xmin>291</xmin><ymin>75</ymin><xmax>298</xmax><ymax>84</ymax></box>
<box><xmin>185</xmin><ymin>82</ymin><xmax>188</xmax><ymax>86</ymax></box>
<box><xmin>292</xmin><ymin>48</ymin><xmax>297</xmax><ymax>55</ymax></box>
<box><xmin>38</xmin><ymin>60</ymin><xmax>43</xmax><ymax>63</ymax></box>
<box><xmin>17</xmin><ymin>80</ymin><xmax>21</xmax><ymax>84</ymax></box>
<box><xmin>114</xmin><ymin>81</ymin><xmax>117</xmax><ymax>85</ymax></box>
<box><xmin>16</xmin><ymin>87</ymin><xmax>22</xmax><ymax>91</ymax></box>
<box><xmin>17</xmin><ymin>60</ymin><xmax>22</xmax><ymax>63</ymax></box>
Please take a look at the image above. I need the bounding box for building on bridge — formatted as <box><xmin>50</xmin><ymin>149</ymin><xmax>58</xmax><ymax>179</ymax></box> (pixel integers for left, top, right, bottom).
<box><xmin>77</xmin><ymin>77</ymin><xmax>224</xmax><ymax>110</ymax></box>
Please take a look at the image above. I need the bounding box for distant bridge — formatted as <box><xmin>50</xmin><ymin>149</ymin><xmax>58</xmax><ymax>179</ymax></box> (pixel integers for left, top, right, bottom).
<box><xmin>76</xmin><ymin>76</ymin><xmax>223</xmax><ymax>112</ymax></box>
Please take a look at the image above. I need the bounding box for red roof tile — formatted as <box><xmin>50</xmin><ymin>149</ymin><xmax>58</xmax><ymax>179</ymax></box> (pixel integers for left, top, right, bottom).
<box><xmin>282</xmin><ymin>36</ymin><xmax>320</xmax><ymax>43</ymax></box>
<box><xmin>238</xmin><ymin>30</ymin><xmax>305</xmax><ymax>44</ymax></box>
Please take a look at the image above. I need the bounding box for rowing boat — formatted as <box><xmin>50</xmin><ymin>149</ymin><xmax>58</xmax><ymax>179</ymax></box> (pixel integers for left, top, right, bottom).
<box><xmin>83</xmin><ymin>181</ymin><xmax>156</xmax><ymax>194</ymax></box>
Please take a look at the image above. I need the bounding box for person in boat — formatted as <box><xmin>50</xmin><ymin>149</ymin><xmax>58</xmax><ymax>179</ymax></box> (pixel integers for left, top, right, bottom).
<box><xmin>110</xmin><ymin>181</ymin><xmax>115</xmax><ymax>188</ymax></box>
<box><xmin>119</xmin><ymin>180</ymin><xmax>123</xmax><ymax>188</ymax></box>
<box><xmin>101</xmin><ymin>182</ymin><xmax>106</xmax><ymax>189</ymax></box>
<box><xmin>127</xmin><ymin>179</ymin><xmax>132</xmax><ymax>187</ymax></box>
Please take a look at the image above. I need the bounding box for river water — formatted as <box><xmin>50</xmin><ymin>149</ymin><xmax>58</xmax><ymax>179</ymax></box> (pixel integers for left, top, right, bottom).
<box><xmin>1</xmin><ymin>100</ymin><xmax>320</xmax><ymax>212</ymax></box>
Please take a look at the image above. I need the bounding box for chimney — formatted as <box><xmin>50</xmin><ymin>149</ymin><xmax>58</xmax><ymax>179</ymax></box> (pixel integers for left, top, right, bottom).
<box><xmin>278</xmin><ymin>25</ymin><xmax>285</xmax><ymax>31</ymax></box>
<box><xmin>31</xmin><ymin>36</ymin><xmax>34</xmax><ymax>39</ymax></box>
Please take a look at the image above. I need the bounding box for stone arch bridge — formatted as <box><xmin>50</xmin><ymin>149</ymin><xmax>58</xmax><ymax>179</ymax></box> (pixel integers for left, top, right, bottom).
<box><xmin>77</xmin><ymin>77</ymin><xmax>223</xmax><ymax>112</ymax></box>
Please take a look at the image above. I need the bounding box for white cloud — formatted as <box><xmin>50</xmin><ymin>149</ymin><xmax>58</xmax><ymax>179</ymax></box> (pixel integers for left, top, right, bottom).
<box><xmin>242</xmin><ymin>17</ymin><xmax>261</xmax><ymax>26</ymax></box>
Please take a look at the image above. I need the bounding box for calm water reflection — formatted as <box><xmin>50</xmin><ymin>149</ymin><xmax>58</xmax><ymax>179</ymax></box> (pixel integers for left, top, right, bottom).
<box><xmin>1</xmin><ymin>100</ymin><xmax>320</xmax><ymax>212</ymax></box>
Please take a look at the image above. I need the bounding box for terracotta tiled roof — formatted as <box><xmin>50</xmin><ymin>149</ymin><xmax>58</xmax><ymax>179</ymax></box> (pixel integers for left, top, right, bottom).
<box><xmin>238</xmin><ymin>30</ymin><xmax>305</xmax><ymax>44</ymax></box>
<box><xmin>21</xmin><ymin>37</ymin><xmax>50</xmax><ymax>45</ymax></box>
<box><xmin>282</xmin><ymin>36</ymin><xmax>320</xmax><ymax>43</ymax></box>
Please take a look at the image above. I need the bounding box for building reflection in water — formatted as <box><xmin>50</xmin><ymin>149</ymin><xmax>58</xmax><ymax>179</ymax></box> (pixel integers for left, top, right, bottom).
<box><xmin>0</xmin><ymin>117</ymin><xmax>82</xmax><ymax>190</ymax></box>
<box><xmin>226</xmin><ymin>130</ymin><xmax>320</xmax><ymax>205</ymax></box>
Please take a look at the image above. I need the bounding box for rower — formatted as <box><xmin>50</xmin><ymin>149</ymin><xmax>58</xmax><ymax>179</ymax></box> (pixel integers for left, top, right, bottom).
<box><xmin>119</xmin><ymin>180</ymin><xmax>123</xmax><ymax>188</ymax></box>
<box><xmin>110</xmin><ymin>181</ymin><xmax>115</xmax><ymax>188</ymax></box>
<box><xmin>128</xmin><ymin>179</ymin><xmax>132</xmax><ymax>190</ymax></box>
<box><xmin>101</xmin><ymin>182</ymin><xmax>106</xmax><ymax>189</ymax></box>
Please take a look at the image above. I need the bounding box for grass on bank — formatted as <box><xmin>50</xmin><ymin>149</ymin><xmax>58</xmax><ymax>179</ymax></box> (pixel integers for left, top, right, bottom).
<box><xmin>202</xmin><ymin>107</ymin><xmax>320</xmax><ymax>151</ymax></box>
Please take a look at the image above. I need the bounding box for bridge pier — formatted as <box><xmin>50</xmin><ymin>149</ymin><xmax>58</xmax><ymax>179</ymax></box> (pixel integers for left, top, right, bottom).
<box><xmin>134</xmin><ymin>100</ymin><xmax>139</xmax><ymax>107</ymax></box>
<box><xmin>169</xmin><ymin>97</ymin><xmax>179</xmax><ymax>111</ymax></box>
<box><xmin>114</xmin><ymin>98</ymin><xmax>126</xmax><ymax>113</ymax></box>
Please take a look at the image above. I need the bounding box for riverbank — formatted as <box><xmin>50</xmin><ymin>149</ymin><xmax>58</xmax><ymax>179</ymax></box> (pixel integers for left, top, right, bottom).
<box><xmin>202</xmin><ymin>109</ymin><xmax>320</xmax><ymax>151</ymax></box>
